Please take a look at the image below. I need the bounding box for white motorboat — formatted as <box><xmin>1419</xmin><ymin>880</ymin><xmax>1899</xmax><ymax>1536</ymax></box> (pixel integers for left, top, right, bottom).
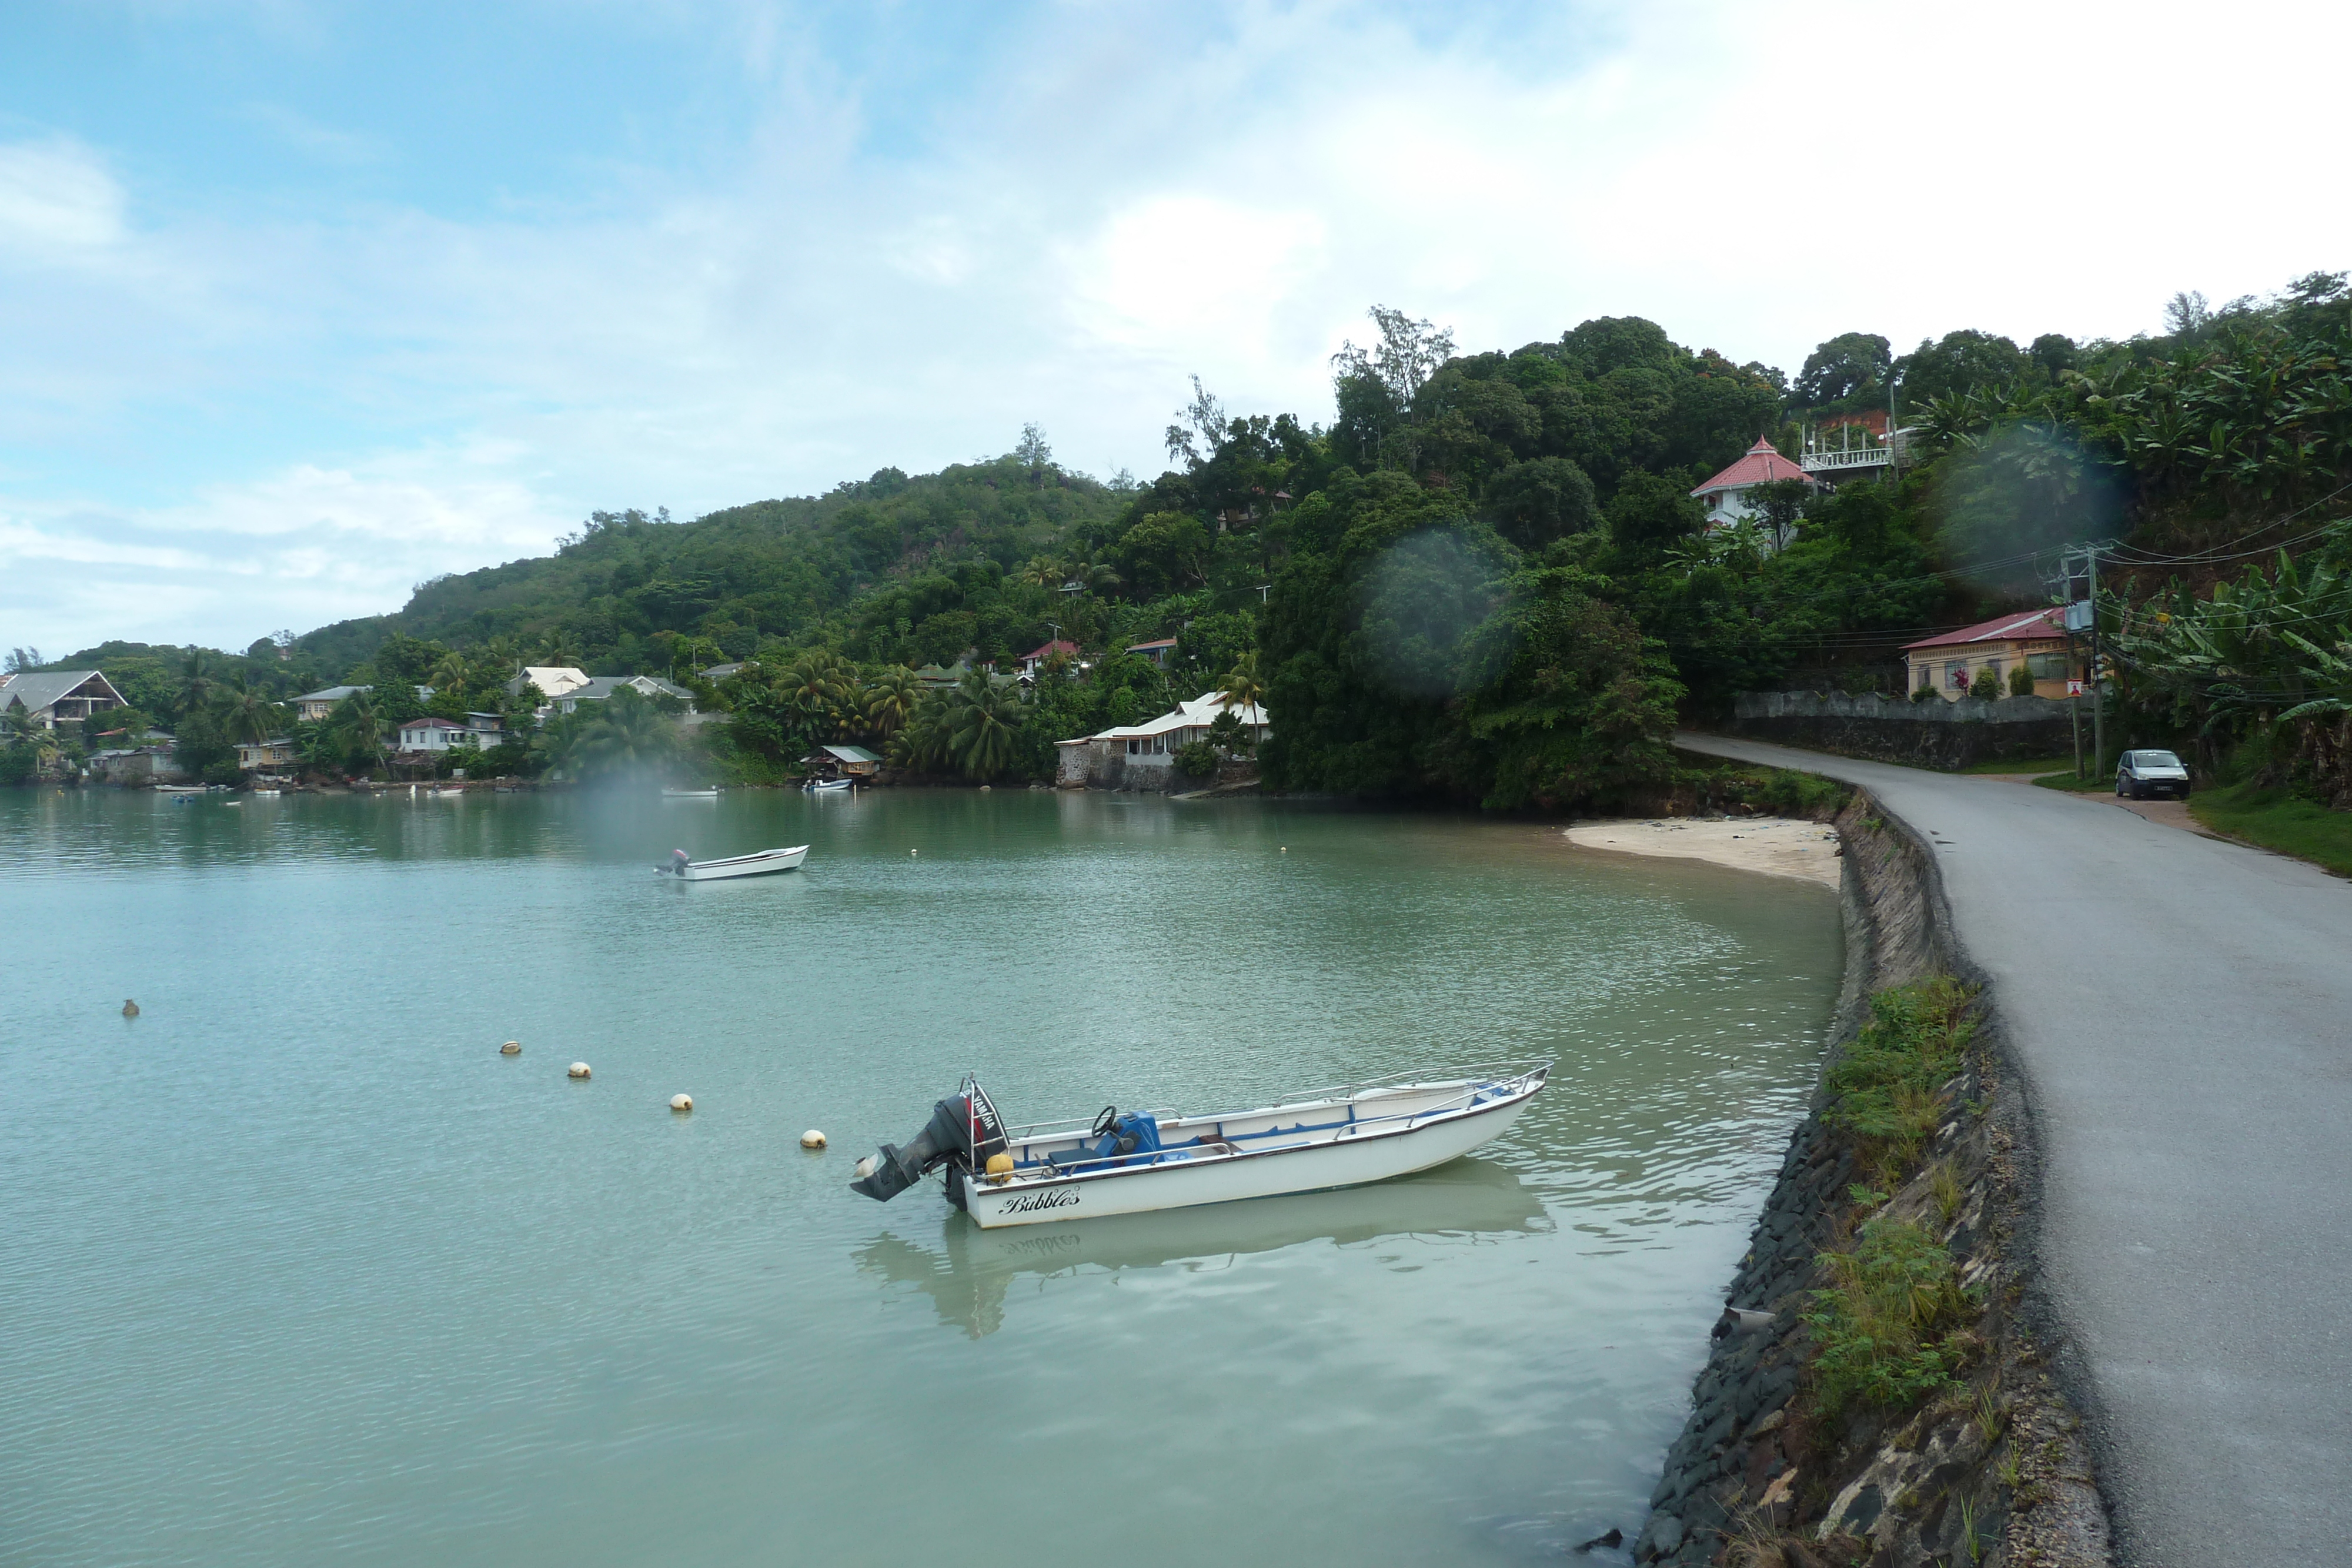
<box><xmin>664</xmin><ymin>844</ymin><xmax>808</xmax><ymax>881</ymax></box>
<box><xmin>156</xmin><ymin>784</ymin><xmax>207</xmax><ymax>795</ymax></box>
<box><xmin>662</xmin><ymin>787</ymin><xmax>720</xmax><ymax>798</ymax></box>
<box><xmin>850</xmin><ymin>1065</ymin><xmax>1548</xmax><ymax>1228</ymax></box>
<box><xmin>805</xmin><ymin>777</ymin><xmax>852</xmax><ymax>793</ymax></box>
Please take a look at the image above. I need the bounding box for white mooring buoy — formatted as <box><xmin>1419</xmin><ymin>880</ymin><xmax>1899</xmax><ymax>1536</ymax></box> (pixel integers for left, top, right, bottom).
<box><xmin>500</xmin><ymin>1040</ymin><xmax>521</xmax><ymax>1055</ymax></box>
<box><xmin>569</xmin><ymin>1062</ymin><xmax>592</xmax><ymax>1080</ymax></box>
<box><xmin>671</xmin><ymin>1094</ymin><xmax>693</xmax><ymax>1112</ymax></box>
<box><xmin>800</xmin><ymin>1129</ymin><xmax>827</xmax><ymax>1149</ymax></box>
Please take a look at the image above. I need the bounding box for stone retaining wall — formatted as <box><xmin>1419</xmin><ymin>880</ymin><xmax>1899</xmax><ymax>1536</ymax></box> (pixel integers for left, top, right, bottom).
<box><xmin>1723</xmin><ymin>691</ymin><xmax>2084</xmax><ymax>771</ymax></box>
<box><xmin>1626</xmin><ymin>792</ymin><xmax>2110</xmax><ymax>1567</ymax></box>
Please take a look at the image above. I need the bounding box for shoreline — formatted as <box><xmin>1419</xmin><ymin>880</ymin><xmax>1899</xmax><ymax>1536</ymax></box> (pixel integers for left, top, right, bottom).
<box><xmin>1563</xmin><ymin>816</ymin><xmax>1843</xmax><ymax>890</ymax></box>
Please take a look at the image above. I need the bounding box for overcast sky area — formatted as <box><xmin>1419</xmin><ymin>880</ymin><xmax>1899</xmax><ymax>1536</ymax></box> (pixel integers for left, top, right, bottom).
<box><xmin>4</xmin><ymin>0</ymin><xmax>2348</xmax><ymax>657</ymax></box>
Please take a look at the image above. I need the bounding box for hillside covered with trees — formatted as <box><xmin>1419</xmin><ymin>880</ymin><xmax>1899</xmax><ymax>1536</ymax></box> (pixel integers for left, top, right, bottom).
<box><xmin>16</xmin><ymin>273</ymin><xmax>2351</xmax><ymax>815</ymax></box>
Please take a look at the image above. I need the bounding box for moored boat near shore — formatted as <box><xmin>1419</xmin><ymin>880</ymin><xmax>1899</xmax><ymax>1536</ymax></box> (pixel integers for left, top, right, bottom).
<box><xmin>851</xmin><ymin>1065</ymin><xmax>1548</xmax><ymax>1228</ymax></box>
<box><xmin>665</xmin><ymin>844</ymin><xmax>809</xmax><ymax>881</ymax></box>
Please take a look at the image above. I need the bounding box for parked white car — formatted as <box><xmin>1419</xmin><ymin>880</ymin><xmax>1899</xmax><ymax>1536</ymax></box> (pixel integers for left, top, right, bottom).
<box><xmin>2116</xmin><ymin>749</ymin><xmax>2191</xmax><ymax>800</ymax></box>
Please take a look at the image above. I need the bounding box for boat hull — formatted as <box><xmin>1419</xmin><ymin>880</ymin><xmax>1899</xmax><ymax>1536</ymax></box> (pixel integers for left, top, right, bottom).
<box><xmin>677</xmin><ymin>845</ymin><xmax>808</xmax><ymax>881</ymax></box>
<box><xmin>960</xmin><ymin>1082</ymin><xmax>1538</xmax><ymax>1228</ymax></box>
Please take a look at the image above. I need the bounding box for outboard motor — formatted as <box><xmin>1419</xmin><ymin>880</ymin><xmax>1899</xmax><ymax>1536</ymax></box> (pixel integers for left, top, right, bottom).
<box><xmin>850</xmin><ymin>1089</ymin><xmax>1008</xmax><ymax>1204</ymax></box>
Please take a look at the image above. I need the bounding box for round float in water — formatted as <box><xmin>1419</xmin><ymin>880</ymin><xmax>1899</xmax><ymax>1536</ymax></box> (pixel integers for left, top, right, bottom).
<box><xmin>800</xmin><ymin>1129</ymin><xmax>827</xmax><ymax>1149</ymax></box>
<box><xmin>568</xmin><ymin>1062</ymin><xmax>592</xmax><ymax>1079</ymax></box>
<box><xmin>500</xmin><ymin>1040</ymin><xmax>521</xmax><ymax>1055</ymax></box>
<box><xmin>670</xmin><ymin>1094</ymin><xmax>693</xmax><ymax>1112</ymax></box>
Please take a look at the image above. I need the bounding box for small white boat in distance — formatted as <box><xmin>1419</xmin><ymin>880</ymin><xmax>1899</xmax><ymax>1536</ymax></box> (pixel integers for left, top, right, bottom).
<box><xmin>667</xmin><ymin>845</ymin><xmax>808</xmax><ymax>881</ymax></box>
<box><xmin>662</xmin><ymin>787</ymin><xmax>719</xmax><ymax>798</ymax></box>
<box><xmin>851</xmin><ymin>1065</ymin><xmax>1548</xmax><ymax>1228</ymax></box>
<box><xmin>805</xmin><ymin>777</ymin><xmax>852</xmax><ymax>793</ymax></box>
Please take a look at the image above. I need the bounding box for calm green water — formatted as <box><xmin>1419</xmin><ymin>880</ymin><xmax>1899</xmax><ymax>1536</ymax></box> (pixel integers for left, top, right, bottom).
<box><xmin>0</xmin><ymin>787</ymin><xmax>1840</xmax><ymax>1566</ymax></box>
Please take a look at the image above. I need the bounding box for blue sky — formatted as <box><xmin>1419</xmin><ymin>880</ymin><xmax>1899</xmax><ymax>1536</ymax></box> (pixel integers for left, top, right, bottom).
<box><xmin>5</xmin><ymin>0</ymin><xmax>2348</xmax><ymax>657</ymax></box>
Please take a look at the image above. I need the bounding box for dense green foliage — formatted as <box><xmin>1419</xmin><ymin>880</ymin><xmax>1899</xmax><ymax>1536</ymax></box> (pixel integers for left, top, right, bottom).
<box><xmin>1806</xmin><ymin>1214</ymin><xmax>1972</xmax><ymax>1417</ymax></box>
<box><xmin>26</xmin><ymin>272</ymin><xmax>2352</xmax><ymax>816</ymax></box>
<box><xmin>1825</xmin><ymin>978</ymin><xmax>1977</xmax><ymax>1176</ymax></box>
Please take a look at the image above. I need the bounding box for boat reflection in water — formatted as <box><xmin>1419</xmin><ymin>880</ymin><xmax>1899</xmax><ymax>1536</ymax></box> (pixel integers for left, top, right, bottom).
<box><xmin>854</xmin><ymin>1155</ymin><xmax>1549</xmax><ymax>1338</ymax></box>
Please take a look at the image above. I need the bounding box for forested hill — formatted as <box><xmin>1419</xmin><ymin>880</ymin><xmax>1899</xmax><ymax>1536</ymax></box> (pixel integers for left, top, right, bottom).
<box><xmin>33</xmin><ymin>275</ymin><xmax>2347</xmax><ymax>810</ymax></box>
<box><xmin>294</xmin><ymin>450</ymin><xmax>1131</xmax><ymax>678</ymax></box>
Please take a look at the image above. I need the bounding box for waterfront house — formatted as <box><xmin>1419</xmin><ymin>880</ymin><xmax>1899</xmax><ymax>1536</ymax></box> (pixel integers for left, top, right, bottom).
<box><xmin>291</xmin><ymin>684</ymin><xmax>367</xmax><ymax>722</ymax></box>
<box><xmin>550</xmin><ymin>675</ymin><xmax>695</xmax><ymax>714</ymax></box>
<box><xmin>1903</xmin><ymin>609</ymin><xmax>2079</xmax><ymax>699</ymax></box>
<box><xmin>87</xmin><ymin>743</ymin><xmax>185</xmax><ymax>784</ymax></box>
<box><xmin>805</xmin><ymin>744</ymin><xmax>883</xmax><ymax>779</ymax></box>
<box><xmin>395</xmin><ymin>715</ymin><xmax>507</xmax><ymax>752</ymax></box>
<box><xmin>234</xmin><ymin>736</ymin><xmax>298</xmax><ymax>770</ymax></box>
<box><xmin>0</xmin><ymin>670</ymin><xmax>127</xmax><ymax>729</ymax></box>
<box><xmin>1690</xmin><ymin>438</ymin><xmax>1816</xmax><ymax>541</ymax></box>
<box><xmin>1056</xmin><ymin>691</ymin><xmax>1270</xmax><ymax>785</ymax></box>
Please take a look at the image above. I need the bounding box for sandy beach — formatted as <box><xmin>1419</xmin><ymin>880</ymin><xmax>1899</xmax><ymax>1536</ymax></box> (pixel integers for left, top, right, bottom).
<box><xmin>1562</xmin><ymin>816</ymin><xmax>1843</xmax><ymax>889</ymax></box>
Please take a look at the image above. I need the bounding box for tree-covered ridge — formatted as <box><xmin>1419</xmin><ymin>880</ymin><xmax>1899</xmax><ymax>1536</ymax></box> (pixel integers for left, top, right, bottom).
<box><xmin>294</xmin><ymin>450</ymin><xmax>1134</xmax><ymax>679</ymax></box>
<box><xmin>23</xmin><ymin>273</ymin><xmax>2352</xmax><ymax>813</ymax></box>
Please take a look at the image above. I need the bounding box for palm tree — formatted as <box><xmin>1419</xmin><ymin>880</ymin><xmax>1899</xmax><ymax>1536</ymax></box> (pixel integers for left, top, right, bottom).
<box><xmin>888</xmin><ymin>694</ymin><xmax>954</xmax><ymax>774</ymax></box>
<box><xmin>428</xmin><ymin>651</ymin><xmax>470</xmax><ymax>701</ymax></box>
<box><xmin>215</xmin><ymin>674</ymin><xmax>288</xmax><ymax>747</ymax></box>
<box><xmin>1219</xmin><ymin>650</ymin><xmax>1266</xmax><ymax>716</ymax></box>
<box><xmin>332</xmin><ymin>690</ymin><xmax>387</xmax><ymax>772</ymax></box>
<box><xmin>863</xmin><ymin>666</ymin><xmax>921</xmax><ymax>739</ymax></box>
<box><xmin>537</xmin><ymin>629</ymin><xmax>582</xmax><ymax>668</ymax></box>
<box><xmin>3</xmin><ymin>706</ymin><xmax>62</xmax><ymax>775</ymax></box>
<box><xmin>176</xmin><ymin>647</ymin><xmax>220</xmax><ymax>718</ymax></box>
<box><xmin>779</xmin><ymin>654</ymin><xmax>849</xmax><ymax>727</ymax></box>
<box><xmin>564</xmin><ymin>688</ymin><xmax>684</xmax><ymax>780</ymax></box>
<box><xmin>946</xmin><ymin>670</ymin><xmax>1024</xmax><ymax>781</ymax></box>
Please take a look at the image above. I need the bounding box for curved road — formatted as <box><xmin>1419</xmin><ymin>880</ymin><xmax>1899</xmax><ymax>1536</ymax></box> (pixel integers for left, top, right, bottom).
<box><xmin>1679</xmin><ymin>733</ymin><xmax>2352</xmax><ymax>1568</ymax></box>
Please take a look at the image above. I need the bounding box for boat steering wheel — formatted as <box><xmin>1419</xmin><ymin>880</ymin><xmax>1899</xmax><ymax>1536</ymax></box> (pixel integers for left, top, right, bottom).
<box><xmin>1090</xmin><ymin>1105</ymin><xmax>1120</xmax><ymax>1139</ymax></box>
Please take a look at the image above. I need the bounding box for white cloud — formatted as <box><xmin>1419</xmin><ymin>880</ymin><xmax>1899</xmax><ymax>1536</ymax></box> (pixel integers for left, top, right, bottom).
<box><xmin>7</xmin><ymin>0</ymin><xmax>2352</xmax><ymax>656</ymax></box>
<box><xmin>0</xmin><ymin>137</ymin><xmax>126</xmax><ymax>254</ymax></box>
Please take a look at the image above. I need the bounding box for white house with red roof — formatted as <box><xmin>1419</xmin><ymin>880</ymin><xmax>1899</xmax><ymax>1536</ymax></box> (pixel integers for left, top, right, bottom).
<box><xmin>1690</xmin><ymin>437</ymin><xmax>1816</xmax><ymax>542</ymax></box>
<box><xmin>1902</xmin><ymin>609</ymin><xmax>2078</xmax><ymax>700</ymax></box>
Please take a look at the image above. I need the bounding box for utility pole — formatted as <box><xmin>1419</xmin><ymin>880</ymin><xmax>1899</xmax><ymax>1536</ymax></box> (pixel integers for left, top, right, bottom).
<box><xmin>2060</xmin><ymin>542</ymin><xmax>2108</xmax><ymax>777</ymax></box>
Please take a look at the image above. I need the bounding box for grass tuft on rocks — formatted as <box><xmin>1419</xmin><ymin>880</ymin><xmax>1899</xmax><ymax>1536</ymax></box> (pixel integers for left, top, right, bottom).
<box><xmin>1823</xmin><ymin>978</ymin><xmax>1975</xmax><ymax>1181</ymax></box>
<box><xmin>1806</xmin><ymin>1215</ymin><xmax>1972</xmax><ymax>1417</ymax></box>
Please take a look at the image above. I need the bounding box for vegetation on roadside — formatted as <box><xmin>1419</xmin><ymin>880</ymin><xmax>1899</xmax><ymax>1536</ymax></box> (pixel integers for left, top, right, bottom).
<box><xmin>1806</xmin><ymin>1215</ymin><xmax>1973</xmax><ymax>1418</ymax></box>
<box><xmin>1824</xmin><ymin>978</ymin><xmax>1976</xmax><ymax>1183</ymax></box>
<box><xmin>2189</xmin><ymin>779</ymin><xmax>2352</xmax><ymax>877</ymax></box>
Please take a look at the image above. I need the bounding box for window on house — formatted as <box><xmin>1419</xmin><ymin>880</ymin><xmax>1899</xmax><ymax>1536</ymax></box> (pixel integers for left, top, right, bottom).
<box><xmin>2026</xmin><ymin>652</ymin><xmax>2067</xmax><ymax>680</ymax></box>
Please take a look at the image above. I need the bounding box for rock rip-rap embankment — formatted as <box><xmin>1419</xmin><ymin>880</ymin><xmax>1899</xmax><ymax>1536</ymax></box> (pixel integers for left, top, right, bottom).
<box><xmin>1627</xmin><ymin>790</ymin><xmax>2111</xmax><ymax>1568</ymax></box>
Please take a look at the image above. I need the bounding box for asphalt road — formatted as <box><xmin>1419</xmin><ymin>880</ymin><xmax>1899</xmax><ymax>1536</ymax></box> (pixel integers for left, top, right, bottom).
<box><xmin>1678</xmin><ymin>733</ymin><xmax>2352</xmax><ymax>1568</ymax></box>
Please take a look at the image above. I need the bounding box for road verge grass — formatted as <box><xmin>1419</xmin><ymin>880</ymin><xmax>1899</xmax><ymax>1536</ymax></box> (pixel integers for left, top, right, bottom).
<box><xmin>2188</xmin><ymin>780</ymin><xmax>2352</xmax><ymax>877</ymax></box>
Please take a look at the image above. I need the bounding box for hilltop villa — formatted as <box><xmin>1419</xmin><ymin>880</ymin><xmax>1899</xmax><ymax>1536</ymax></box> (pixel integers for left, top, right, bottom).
<box><xmin>1690</xmin><ymin>438</ymin><xmax>1816</xmax><ymax>542</ymax></box>
<box><xmin>0</xmin><ymin>670</ymin><xmax>126</xmax><ymax>728</ymax></box>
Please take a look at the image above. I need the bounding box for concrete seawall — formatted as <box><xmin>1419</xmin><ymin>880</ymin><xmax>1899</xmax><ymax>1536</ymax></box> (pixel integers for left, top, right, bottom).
<box><xmin>1626</xmin><ymin>790</ymin><xmax>2110</xmax><ymax>1567</ymax></box>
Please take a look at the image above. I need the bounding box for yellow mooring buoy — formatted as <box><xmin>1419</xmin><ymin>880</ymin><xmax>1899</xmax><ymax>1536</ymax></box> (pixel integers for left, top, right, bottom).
<box><xmin>500</xmin><ymin>1040</ymin><xmax>521</xmax><ymax>1055</ymax></box>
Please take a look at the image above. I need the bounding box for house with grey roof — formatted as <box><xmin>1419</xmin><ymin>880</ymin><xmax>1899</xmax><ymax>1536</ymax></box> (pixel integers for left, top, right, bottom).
<box><xmin>0</xmin><ymin>670</ymin><xmax>127</xmax><ymax>729</ymax></box>
<box><xmin>292</xmin><ymin>684</ymin><xmax>368</xmax><ymax>722</ymax></box>
<box><xmin>551</xmin><ymin>676</ymin><xmax>696</xmax><ymax>715</ymax></box>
